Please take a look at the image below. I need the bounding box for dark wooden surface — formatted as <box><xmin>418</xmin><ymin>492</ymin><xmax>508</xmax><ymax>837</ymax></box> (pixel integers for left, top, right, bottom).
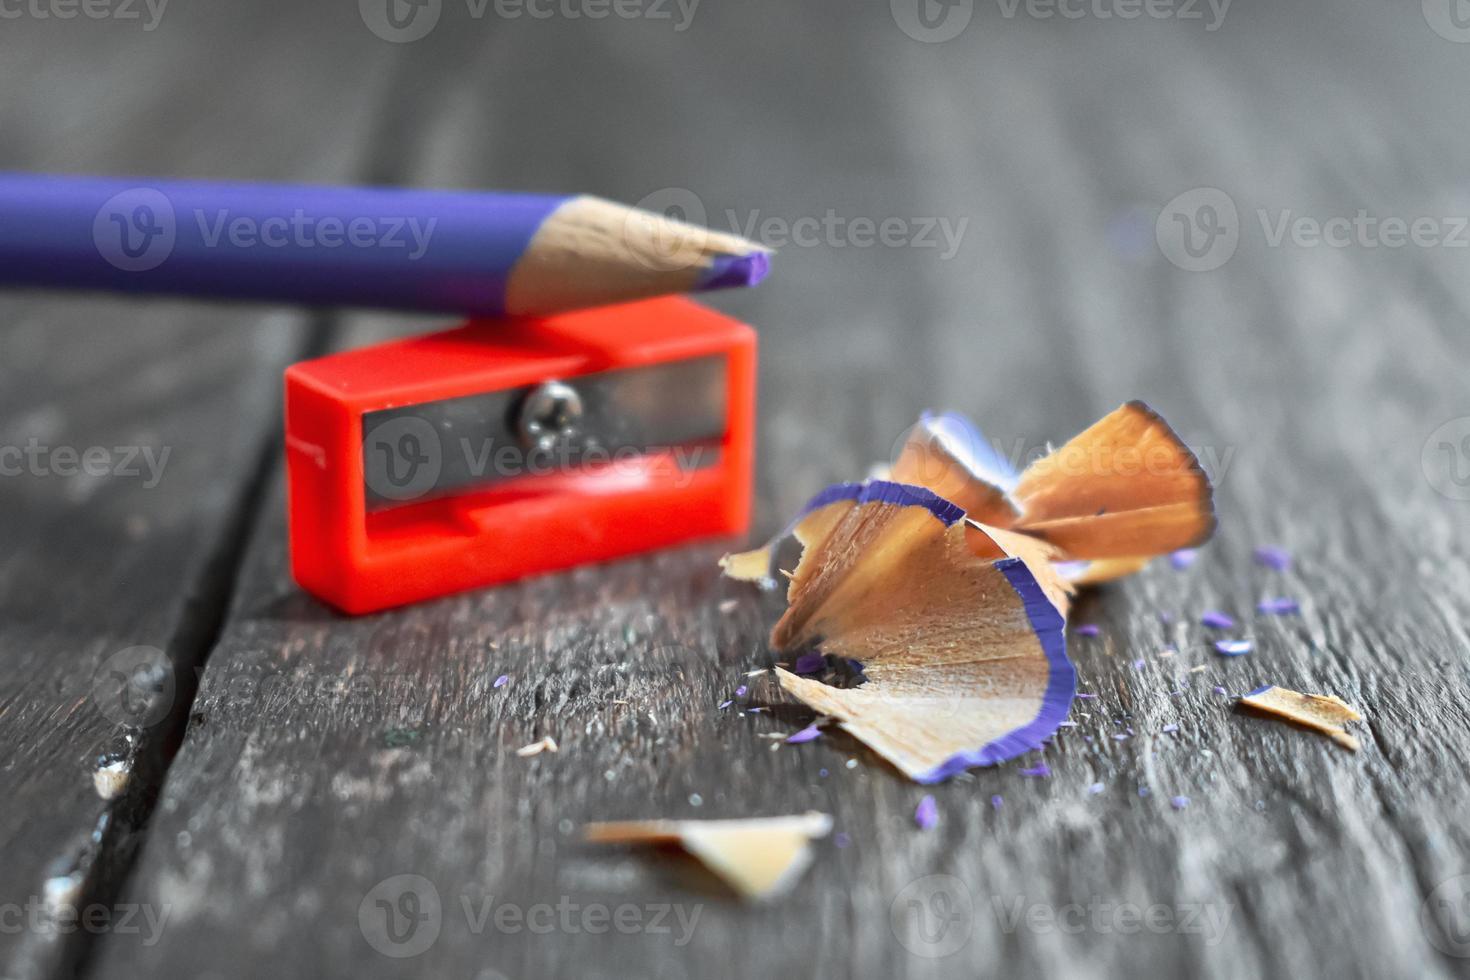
<box><xmin>4</xmin><ymin>2</ymin><xmax>1470</xmax><ymax>978</ymax></box>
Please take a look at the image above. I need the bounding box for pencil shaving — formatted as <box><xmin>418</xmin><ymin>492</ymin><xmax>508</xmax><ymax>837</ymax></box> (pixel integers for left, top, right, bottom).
<box><xmin>728</xmin><ymin>481</ymin><xmax>1074</xmax><ymax>782</ymax></box>
<box><xmin>891</xmin><ymin>402</ymin><xmax>1215</xmax><ymax>573</ymax></box>
<box><xmin>1239</xmin><ymin>685</ymin><xmax>1363</xmax><ymax>750</ymax></box>
<box><xmin>583</xmin><ymin>812</ymin><xmax>832</xmax><ymax>901</ymax></box>
<box><xmin>721</xmin><ymin>403</ymin><xmax>1216</xmax><ymax>782</ymax></box>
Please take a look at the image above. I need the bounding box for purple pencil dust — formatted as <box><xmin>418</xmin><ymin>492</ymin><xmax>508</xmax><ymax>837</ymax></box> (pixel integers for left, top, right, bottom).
<box><xmin>1215</xmin><ymin>639</ymin><xmax>1253</xmax><ymax>656</ymax></box>
<box><xmin>718</xmin><ymin>700</ymin><xmax>733</xmax><ymax>710</ymax></box>
<box><xmin>1213</xmin><ymin>685</ymin><xmax>1227</xmax><ymax>695</ymax></box>
<box><xmin>1088</xmin><ymin>782</ymin><xmax>1105</xmax><ymax>795</ymax></box>
<box><xmin>786</xmin><ymin>723</ymin><xmax>822</xmax><ymax>744</ymax></box>
<box><xmin>493</xmin><ymin>674</ymin><xmax>509</xmax><ymax>689</ymax></box>
<box><xmin>1257</xmin><ymin>597</ymin><xmax>1300</xmax><ymax>615</ymax></box>
<box><xmin>1019</xmin><ymin>762</ymin><xmax>1052</xmax><ymax>778</ymax></box>
<box><xmin>1254</xmin><ymin>545</ymin><xmax>1291</xmax><ymax>572</ymax></box>
<box><xmin>1201</xmin><ymin>610</ymin><xmax>1236</xmax><ymax>629</ymax></box>
<box><xmin>1076</xmin><ymin>624</ymin><xmax>1101</xmax><ymax>637</ymax></box>
<box><xmin>1171</xmin><ymin>795</ymin><xmax>1191</xmax><ymax>810</ymax></box>
<box><xmin>735</xmin><ymin>685</ymin><xmax>748</xmax><ymax>698</ymax></box>
<box><xmin>915</xmin><ymin>795</ymin><xmax>938</xmax><ymax>830</ymax></box>
<box><xmin>1077</xmin><ymin>692</ymin><xmax>1098</xmax><ymax>699</ymax></box>
<box><xmin>991</xmin><ymin>795</ymin><xmax>1004</xmax><ymax>810</ymax></box>
<box><xmin>1170</xmin><ymin>548</ymin><xmax>1199</xmax><ymax>570</ymax></box>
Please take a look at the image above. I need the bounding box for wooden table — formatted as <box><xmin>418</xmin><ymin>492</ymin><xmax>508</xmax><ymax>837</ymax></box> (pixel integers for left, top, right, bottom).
<box><xmin>3</xmin><ymin>1</ymin><xmax>1469</xmax><ymax>977</ymax></box>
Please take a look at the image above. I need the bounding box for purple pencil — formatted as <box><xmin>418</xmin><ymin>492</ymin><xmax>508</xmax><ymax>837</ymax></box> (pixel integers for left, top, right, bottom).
<box><xmin>0</xmin><ymin>173</ymin><xmax>770</xmax><ymax>317</ymax></box>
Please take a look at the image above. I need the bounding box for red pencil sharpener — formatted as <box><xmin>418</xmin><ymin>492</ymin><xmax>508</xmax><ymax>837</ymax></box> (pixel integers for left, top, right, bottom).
<box><xmin>285</xmin><ymin>297</ymin><xmax>756</xmax><ymax>614</ymax></box>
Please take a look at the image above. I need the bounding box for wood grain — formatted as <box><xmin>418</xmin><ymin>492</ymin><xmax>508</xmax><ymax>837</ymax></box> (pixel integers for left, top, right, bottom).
<box><xmin>6</xmin><ymin>1</ymin><xmax>1470</xmax><ymax>978</ymax></box>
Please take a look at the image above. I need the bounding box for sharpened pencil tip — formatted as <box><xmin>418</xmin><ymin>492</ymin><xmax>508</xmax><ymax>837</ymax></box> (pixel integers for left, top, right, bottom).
<box><xmin>696</xmin><ymin>251</ymin><xmax>771</xmax><ymax>292</ymax></box>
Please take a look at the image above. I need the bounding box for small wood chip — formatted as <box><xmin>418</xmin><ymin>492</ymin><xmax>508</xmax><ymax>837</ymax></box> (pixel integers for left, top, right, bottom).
<box><xmin>515</xmin><ymin>736</ymin><xmax>559</xmax><ymax>757</ymax></box>
<box><xmin>1239</xmin><ymin>685</ymin><xmax>1363</xmax><ymax>751</ymax></box>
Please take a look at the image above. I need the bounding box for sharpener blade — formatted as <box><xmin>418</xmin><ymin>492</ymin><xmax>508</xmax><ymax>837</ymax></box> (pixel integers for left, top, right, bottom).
<box><xmin>362</xmin><ymin>355</ymin><xmax>727</xmax><ymax>507</ymax></box>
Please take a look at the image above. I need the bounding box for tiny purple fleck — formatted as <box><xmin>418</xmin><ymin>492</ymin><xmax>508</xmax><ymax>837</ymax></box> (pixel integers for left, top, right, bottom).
<box><xmin>915</xmin><ymin>795</ymin><xmax>938</xmax><ymax>830</ymax></box>
<box><xmin>1159</xmin><ymin>612</ymin><xmax>1175</xmax><ymax>624</ymax></box>
<box><xmin>1138</xmin><ymin>786</ymin><xmax>1151</xmax><ymax>798</ymax></box>
<box><xmin>1161</xmin><ymin>724</ymin><xmax>1179</xmax><ymax>734</ymax></box>
<box><xmin>1257</xmin><ymin>597</ymin><xmax>1300</xmax><ymax>615</ymax></box>
<box><xmin>1088</xmin><ymin>782</ymin><xmax>1105</xmax><ymax>795</ymax></box>
<box><xmin>493</xmin><ymin>674</ymin><xmax>509</xmax><ymax>688</ymax></box>
<box><xmin>991</xmin><ymin>795</ymin><xmax>1004</xmax><ymax>809</ymax></box>
<box><xmin>1112</xmin><ymin>733</ymin><xmax>1129</xmax><ymax>741</ymax></box>
<box><xmin>1132</xmin><ymin>659</ymin><xmax>1146</xmax><ymax>671</ymax></box>
<box><xmin>1077</xmin><ymin>692</ymin><xmax>1098</xmax><ymax>699</ymax></box>
<box><xmin>1212</xmin><ymin>685</ymin><xmax>1227</xmax><ymax>695</ymax></box>
<box><xmin>1019</xmin><ymin>763</ymin><xmax>1051</xmax><ymax>778</ymax></box>
<box><xmin>834</xmin><ymin>832</ymin><xmax>851</xmax><ymax>848</ymax></box>
<box><xmin>1254</xmin><ymin>546</ymin><xmax>1291</xmax><ymax>572</ymax></box>
<box><xmin>1170</xmin><ymin>549</ymin><xmax>1199</xmax><ymax>570</ymax></box>
<box><xmin>786</xmin><ymin>723</ymin><xmax>822</xmax><ymax>744</ymax></box>
<box><xmin>1215</xmin><ymin>639</ymin><xmax>1253</xmax><ymax>656</ymax></box>
<box><xmin>735</xmin><ymin>685</ymin><xmax>748</xmax><ymax>697</ymax></box>
<box><xmin>793</xmin><ymin>652</ymin><xmax>825</xmax><ymax>675</ymax></box>
<box><xmin>718</xmin><ymin>700</ymin><xmax>733</xmax><ymax>710</ymax></box>
<box><xmin>1171</xmin><ymin>795</ymin><xmax>1190</xmax><ymax>810</ymax></box>
<box><xmin>1076</xmin><ymin>624</ymin><xmax>1100</xmax><ymax>637</ymax></box>
<box><xmin>819</xmin><ymin>768</ymin><xmax>829</xmax><ymax>777</ymax></box>
<box><xmin>1201</xmin><ymin>610</ymin><xmax>1236</xmax><ymax>629</ymax></box>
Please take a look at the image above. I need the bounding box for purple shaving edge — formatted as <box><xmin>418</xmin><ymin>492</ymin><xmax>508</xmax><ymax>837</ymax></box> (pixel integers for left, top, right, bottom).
<box><xmin>1171</xmin><ymin>795</ymin><xmax>1191</xmax><ymax>810</ymax></box>
<box><xmin>493</xmin><ymin>674</ymin><xmax>509</xmax><ymax>688</ymax></box>
<box><xmin>911</xmin><ymin>557</ymin><xmax>1075</xmax><ymax>783</ymax></box>
<box><xmin>1201</xmin><ymin>611</ymin><xmax>1236</xmax><ymax>629</ymax></box>
<box><xmin>1076</xmin><ymin>624</ymin><xmax>1100</xmax><ymax>637</ymax></box>
<box><xmin>1215</xmin><ymin>639</ymin><xmax>1253</xmax><ymax>656</ymax></box>
<box><xmin>1257</xmin><ymin>597</ymin><xmax>1300</xmax><ymax>615</ymax></box>
<box><xmin>1170</xmin><ymin>549</ymin><xmax>1199</xmax><ymax>570</ymax></box>
<box><xmin>695</xmin><ymin>251</ymin><xmax>770</xmax><ymax>291</ymax></box>
<box><xmin>1019</xmin><ymin>762</ymin><xmax>1052</xmax><ymax>777</ymax></box>
<box><xmin>801</xmin><ymin>479</ymin><xmax>965</xmax><ymax>527</ymax></box>
<box><xmin>915</xmin><ymin>795</ymin><xmax>938</xmax><ymax>830</ymax></box>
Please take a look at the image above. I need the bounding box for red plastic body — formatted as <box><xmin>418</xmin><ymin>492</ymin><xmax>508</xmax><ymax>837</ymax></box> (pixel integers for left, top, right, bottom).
<box><xmin>285</xmin><ymin>297</ymin><xmax>756</xmax><ymax>614</ymax></box>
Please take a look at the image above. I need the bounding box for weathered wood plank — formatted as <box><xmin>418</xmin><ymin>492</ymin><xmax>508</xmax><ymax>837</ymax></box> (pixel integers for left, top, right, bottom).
<box><xmin>68</xmin><ymin>1</ymin><xmax>1470</xmax><ymax>978</ymax></box>
<box><xmin>0</xmin><ymin>4</ymin><xmax>411</xmax><ymax>978</ymax></box>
